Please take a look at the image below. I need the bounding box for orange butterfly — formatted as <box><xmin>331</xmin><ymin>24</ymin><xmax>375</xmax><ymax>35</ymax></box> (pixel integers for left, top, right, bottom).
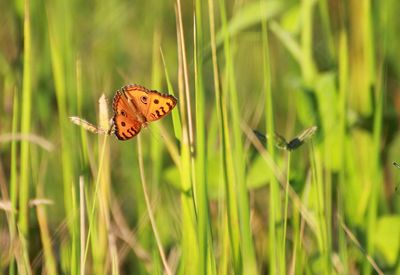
<box><xmin>112</xmin><ymin>84</ymin><xmax>177</xmax><ymax>140</ymax></box>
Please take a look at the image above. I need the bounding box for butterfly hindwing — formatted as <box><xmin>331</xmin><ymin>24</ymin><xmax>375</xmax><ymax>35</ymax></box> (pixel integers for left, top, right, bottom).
<box><xmin>112</xmin><ymin>91</ymin><xmax>142</xmax><ymax>140</ymax></box>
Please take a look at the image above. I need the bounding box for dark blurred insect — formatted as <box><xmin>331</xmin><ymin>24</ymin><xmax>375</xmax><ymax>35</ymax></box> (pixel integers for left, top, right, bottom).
<box><xmin>254</xmin><ymin>126</ymin><xmax>317</xmax><ymax>151</ymax></box>
<box><xmin>393</xmin><ymin>162</ymin><xmax>400</xmax><ymax>192</ymax></box>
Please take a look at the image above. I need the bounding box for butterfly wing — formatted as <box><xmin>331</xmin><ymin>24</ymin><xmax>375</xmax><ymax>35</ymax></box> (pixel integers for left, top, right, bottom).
<box><xmin>112</xmin><ymin>91</ymin><xmax>142</xmax><ymax>140</ymax></box>
<box><xmin>145</xmin><ymin>90</ymin><xmax>177</xmax><ymax>122</ymax></box>
<box><xmin>122</xmin><ymin>85</ymin><xmax>152</xmax><ymax>119</ymax></box>
<box><xmin>286</xmin><ymin>126</ymin><xmax>317</xmax><ymax>151</ymax></box>
<box><xmin>122</xmin><ymin>84</ymin><xmax>177</xmax><ymax>122</ymax></box>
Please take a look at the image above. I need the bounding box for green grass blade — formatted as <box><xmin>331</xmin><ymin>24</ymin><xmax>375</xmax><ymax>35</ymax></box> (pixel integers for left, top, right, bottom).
<box><xmin>9</xmin><ymin>88</ymin><xmax>19</xmax><ymax>275</ymax></box>
<box><xmin>160</xmin><ymin>49</ymin><xmax>182</xmax><ymax>141</ymax></box>
<box><xmin>194</xmin><ymin>1</ymin><xmax>216</xmax><ymax>274</ymax></box>
<box><xmin>218</xmin><ymin>0</ymin><xmax>258</xmax><ymax>273</ymax></box>
<box><xmin>175</xmin><ymin>0</ymin><xmax>200</xmax><ymax>273</ymax></box>
<box><xmin>47</xmin><ymin>2</ymin><xmax>79</xmax><ymax>273</ymax></box>
<box><xmin>337</xmin><ymin>29</ymin><xmax>349</xmax><ymax>274</ymax></box>
<box><xmin>18</xmin><ymin>0</ymin><xmax>32</xmax><ymax>238</ymax></box>
<box><xmin>207</xmin><ymin>0</ymin><xmax>235</xmax><ymax>272</ymax></box>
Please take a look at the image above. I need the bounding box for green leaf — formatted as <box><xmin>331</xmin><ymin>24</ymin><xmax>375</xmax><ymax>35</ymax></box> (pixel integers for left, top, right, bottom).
<box><xmin>374</xmin><ymin>215</ymin><xmax>400</xmax><ymax>265</ymax></box>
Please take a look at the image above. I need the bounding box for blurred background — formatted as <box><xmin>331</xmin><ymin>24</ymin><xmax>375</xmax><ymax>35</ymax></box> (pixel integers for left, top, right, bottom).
<box><xmin>1</xmin><ymin>0</ymin><xmax>400</xmax><ymax>274</ymax></box>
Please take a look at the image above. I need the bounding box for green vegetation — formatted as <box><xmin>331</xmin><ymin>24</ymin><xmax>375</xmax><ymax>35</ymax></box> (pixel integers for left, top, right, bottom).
<box><xmin>1</xmin><ymin>0</ymin><xmax>400</xmax><ymax>274</ymax></box>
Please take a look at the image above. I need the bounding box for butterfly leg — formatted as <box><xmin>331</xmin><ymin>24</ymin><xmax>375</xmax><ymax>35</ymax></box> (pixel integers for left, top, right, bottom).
<box><xmin>107</xmin><ymin>118</ymin><xmax>116</xmax><ymax>135</ymax></box>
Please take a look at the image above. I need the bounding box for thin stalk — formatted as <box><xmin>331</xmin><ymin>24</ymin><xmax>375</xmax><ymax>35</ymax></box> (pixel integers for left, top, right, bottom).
<box><xmin>339</xmin><ymin>216</ymin><xmax>383</xmax><ymax>275</ymax></box>
<box><xmin>175</xmin><ymin>1</ymin><xmax>200</xmax><ymax>273</ymax></box>
<box><xmin>96</xmin><ymin>95</ymin><xmax>112</xmax><ymax>273</ymax></box>
<box><xmin>76</xmin><ymin>58</ymin><xmax>90</xmax><ymax>172</ymax></box>
<box><xmin>19</xmin><ymin>0</ymin><xmax>32</xmax><ymax>238</ymax></box>
<box><xmin>289</xmin><ymin>203</ymin><xmax>299</xmax><ymax>275</ymax></box>
<box><xmin>137</xmin><ymin>135</ymin><xmax>172</xmax><ymax>275</ymax></box>
<box><xmin>150</xmin><ymin>29</ymin><xmax>163</xmax><ymax>193</ymax></box>
<box><xmin>80</xmin><ymin>176</ymin><xmax>85</xmax><ymax>275</ymax></box>
<box><xmin>282</xmin><ymin>153</ymin><xmax>291</xmax><ymax>256</ymax></box>
<box><xmin>261</xmin><ymin>15</ymin><xmax>283</xmax><ymax>275</ymax></box>
<box><xmin>337</xmin><ymin>29</ymin><xmax>349</xmax><ymax>274</ymax></box>
<box><xmin>176</xmin><ymin>0</ymin><xmax>195</xmax><ymax>153</ymax></box>
<box><xmin>9</xmin><ymin>87</ymin><xmax>19</xmax><ymax>275</ymax></box>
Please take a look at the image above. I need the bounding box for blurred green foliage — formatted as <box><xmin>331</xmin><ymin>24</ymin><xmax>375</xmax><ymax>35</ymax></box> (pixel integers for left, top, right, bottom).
<box><xmin>0</xmin><ymin>0</ymin><xmax>400</xmax><ymax>274</ymax></box>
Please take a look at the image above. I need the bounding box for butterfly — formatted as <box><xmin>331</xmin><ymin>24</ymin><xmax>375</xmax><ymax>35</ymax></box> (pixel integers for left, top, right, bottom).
<box><xmin>112</xmin><ymin>84</ymin><xmax>177</xmax><ymax>140</ymax></box>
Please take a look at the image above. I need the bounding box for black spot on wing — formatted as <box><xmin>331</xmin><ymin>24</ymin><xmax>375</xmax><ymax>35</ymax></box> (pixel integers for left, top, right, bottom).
<box><xmin>127</xmin><ymin>128</ymin><xmax>134</xmax><ymax>135</ymax></box>
<box><xmin>130</xmin><ymin>126</ymin><xmax>139</xmax><ymax>135</ymax></box>
<box><xmin>160</xmin><ymin>106</ymin><xmax>166</xmax><ymax>114</ymax></box>
<box><xmin>166</xmin><ymin>101</ymin><xmax>172</xmax><ymax>111</ymax></box>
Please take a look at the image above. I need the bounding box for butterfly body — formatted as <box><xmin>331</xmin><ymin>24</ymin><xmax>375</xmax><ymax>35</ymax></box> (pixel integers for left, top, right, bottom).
<box><xmin>112</xmin><ymin>84</ymin><xmax>177</xmax><ymax>140</ymax></box>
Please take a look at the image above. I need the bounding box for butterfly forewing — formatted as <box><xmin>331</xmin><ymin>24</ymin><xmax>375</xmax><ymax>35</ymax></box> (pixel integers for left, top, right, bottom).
<box><xmin>122</xmin><ymin>85</ymin><xmax>152</xmax><ymax>120</ymax></box>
